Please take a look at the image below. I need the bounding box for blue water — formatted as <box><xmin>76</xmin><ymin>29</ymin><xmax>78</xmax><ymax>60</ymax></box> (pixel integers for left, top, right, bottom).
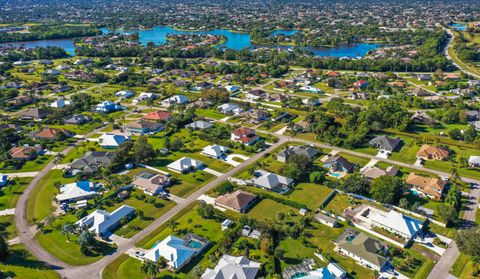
<box><xmin>449</xmin><ymin>23</ymin><xmax>467</xmax><ymax>31</ymax></box>
<box><xmin>271</xmin><ymin>29</ymin><xmax>298</xmax><ymax>36</ymax></box>
<box><xmin>0</xmin><ymin>38</ymin><xmax>76</xmax><ymax>56</ymax></box>
<box><xmin>0</xmin><ymin>26</ymin><xmax>381</xmax><ymax>58</ymax></box>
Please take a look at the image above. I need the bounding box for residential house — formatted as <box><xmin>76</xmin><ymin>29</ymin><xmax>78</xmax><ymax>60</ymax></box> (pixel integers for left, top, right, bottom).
<box><xmin>144</xmin><ymin>234</ymin><xmax>208</xmax><ymax>271</ymax></box>
<box><xmin>362</xmin><ymin>166</ymin><xmax>398</xmax><ymax>180</ymax></box>
<box><xmin>20</xmin><ymin>108</ymin><xmax>49</xmax><ymax>120</ymax></box>
<box><xmin>218</xmin><ymin>103</ymin><xmax>243</xmax><ymax>115</ymax></box>
<box><xmin>201</xmin><ymin>145</ymin><xmax>229</xmax><ymax>159</ymax></box>
<box><xmin>315</xmin><ymin>213</ymin><xmax>338</xmax><ymax>228</ymax></box>
<box><xmin>215</xmin><ymin>190</ymin><xmax>257</xmax><ymax>213</ymax></box>
<box><xmin>133</xmin><ymin>92</ymin><xmax>158</xmax><ymax>103</ymax></box>
<box><xmin>335</xmin><ymin>230</ymin><xmax>388</xmax><ymax>271</ymax></box>
<box><xmin>406</xmin><ymin>173</ymin><xmax>447</xmax><ymax>200</ymax></box>
<box><xmin>231</xmin><ymin>127</ymin><xmax>259</xmax><ymax>146</ymax></box>
<box><xmin>252</xmin><ymin>170</ymin><xmax>294</xmax><ymax>193</ymax></box>
<box><xmin>124</xmin><ymin>119</ymin><xmax>164</xmax><ymax>135</ymax></box>
<box><xmin>323</xmin><ymin>156</ymin><xmax>355</xmax><ymax>173</ymax></box>
<box><xmin>162</xmin><ymin>95</ymin><xmax>189</xmax><ymax>106</ymax></box>
<box><xmin>50</xmin><ymin>99</ymin><xmax>72</xmax><ymax>108</ymax></box>
<box><xmin>369</xmin><ymin>209</ymin><xmax>424</xmax><ymax>241</ymax></box>
<box><xmin>369</xmin><ymin>135</ymin><xmax>402</xmax><ymax>152</ymax></box>
<box><xmin>353</xmin><ymin>80</ymin><xmax>369</xmax><ymax>89</ymax></box>
<box><xmin>65</xmin><ymin>114</ymin><xmax>92</xmax><ymax>125</ymax></box>
<box><xmin>95</xmin><ymin>101</ymin><xmax>124</xmax><ymax>113</ymax></box>
<box><xmin>0</xmin><ymin>174</ymin><xmax>8</xmax><ymax>187</ymax></box>
<box><xmin>56</xmin><ymin>181</ymin><xmax>98</xmax><ymax>203</ymax></box>
<box><xmin>277</xmin><ymin>145</ymin><xmax>318</xmax><ymax>163</ymax></box>
<box><xmin>411</xmin><ymin>88</ymin><xmax>432</xmax><ymax>97</ymax></box>
<box><xmin>472</xmin><ymin>121</ymin><xmax>480</xmax><ymax>131</ymax></box>
<box><xmin>201</xmin><ymin>255</ymin><xmax>261</xmax><ymax>279</ymax></box>
<box><xmin>142</xmin><ymin>110</ymin><xmax>172</xmax><ymax>122</ymax></box>
<box><xmin>417</xmin><ymin>145</ymin><xmax>449</xmax><ymax>161</ymax></box>
<box><xmin>76</xmin><ymin>205</ymin><xmax>135</xmax><ymax>236</ymax></box>
<box><xmin>468</xmin><ymin>156</ymin><xmax>480</xmax><ymax>168</ymax></box>
<box><xmin>195</xmin><ymin>82</ymin><xmax>214</xmax><ymax>91</ymax></box>
<box><xmin>246</xmin><ymin>89</ymin><xmax>267</xmax><ymax>101</ymax></box>
<box><xmin>269</xmin><ymin>93</ymin><xmax>290</xmax><ymax>102</ymax></box>
<box><xmin>6</xmin><ymin>95</ymin><xmax>32</xmax><ymax>108</ymax></box>
<box><xmin>115</xmin><ymin>90</ymin><xmax>134</xmax><ymax>99</ymax></box>
<box><xmin>32</xmin><ymin>128</ymin><xmax>72</xmax><ymax>141</ymax></box>
<box><xmin>411</xmin><ymin>111</ymin><xmax>435</xmax><ymax>125</ymax></box>
<box><xmin>185</xmin><ymin>120</ymin><xmax>213</xmax><ymax>130</ymax></box>
<box><xmin>465</xmin><ymin>110</ymin><xmax>480</xmax><ymax>121</ymax></box>
<box><xmin>245</xmin><ymin>109</ymin><xmax>269</xmax><ymax>123</ymax></box>
<box><xmin>98</xmin><ymin>133</ymin><xmax>129</xmax><ymax>148</ymax></box>
<box><xmin>187</xmin><ymin>99</ymin><xmax>213</xmax><ymax>109</ymax></box>
<box><xmin>225</xmin><ymin>85</ymin><xmax>239</xmax><ymax>93</ymax></box>
<box><xmin>69</xmin><ymin>151</ymin><xmax>115</xmax><ymax>174</ymax></box>
<box><xmin>415</xmin><ymin>74</ymin><xmax>431</xmax><ymax>81</ymax></box>
<box><xmin>167</xmin><ymin>157</ymin><xmax>204</xmax><ymax>173</ymax></box>
<box><xmin>132</xmin><ymin>174</ymin><xmax>171</xmax><ymax>196</ymax></box>
<box><xmin>8</xmin><ymin>145</ymin><xmax>41</xmax><ymax>161</ymax></box>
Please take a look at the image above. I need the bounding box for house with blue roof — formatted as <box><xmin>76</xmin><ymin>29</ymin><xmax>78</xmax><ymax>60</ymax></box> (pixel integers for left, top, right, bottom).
<box><xmin>0</xmin><ymin>174</ymin><xmax>8</xmax><ymax>187</ymax></box>
<box><xmin>95</xmin><ymin>101</ymin><xmax>124</xmax><ymax>113</ymax></box>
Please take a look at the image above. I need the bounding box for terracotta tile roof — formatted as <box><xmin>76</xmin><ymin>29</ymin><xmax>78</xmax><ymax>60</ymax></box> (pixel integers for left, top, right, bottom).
<box><xmin>215</xmin><ymin>190</ymin><xmax>257</xmax><ymax>212</ymax></box>
<box><xmin>142</xmin><ymin>110</ymin><xmax>171</xmax><ymax>121</ymax></box>
<box><xmin>417</xmin><ymin>145</ymin><xmax>449</xmax><ymax>160</ymax></box>
<box><xmin>406</xmin><ymin>173</ymin><xmax>447</xmax><ymax>199</ymax></box>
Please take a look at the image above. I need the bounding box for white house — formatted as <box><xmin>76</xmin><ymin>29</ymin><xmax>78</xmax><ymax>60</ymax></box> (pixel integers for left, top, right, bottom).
<box><xmin>162</xmin><ymin>95</ymin><xmax>189</xmax><ymax>106</ymax></box>
<box><xmin>144</xmin><ymin>234</ymin><xmax>208</xmax><ymax>271</ymax></box>
<box><xmin>218</xmin><ymin>103</ymin><xmax>244</xmax><ymax>115</ymax></box>
<box><xmin>300</xmin><ymin>85</ymin><xmax>322</xmax><ymax>93</ymax></box>
<box><xmin>98</xmin><ymin>133</ymin><xmax>129</xmax><ymax>148</ymax></box>
<box><xmin>56</xmin><ymin>181</ymin><xmax>98</xmax><ymax>203</ymax></box>
<box><xmin>50</xmin><ymin>99</ymin><xmax>72</xmax><ymax>108</ymax></box>
<box><xmin>225</xmin><ymin>85</ymin><xmax>240</xmax><ymax>93</ymax></box>
<box><xmin>202</xmin><ymin>255</ymin><xmax>261</xmax><ymax>279</ymax></box>
<box><xmin>201</xmin><ymin>145</ymin><xmax>229</xmax><ymax>159</ymax></box>
<box><xmin>133</xmin><ymin>92</ymin><xmax>158</xmax><ymax>104</ymax></box>
<box><xmin>469</xmin><ymin>156</ymin><xmax>480</xmax><ymax>167</ymax></box>
<box><xmin>76</xmin><ymin>205</ymin><xmax>135</xmax><ymax>236</ymax></box>
<box><xmin>370</xmin><ymin>209</ymin><xmax>424</xmax><ymax>241</ymax></box>
<box><xmin>167</xmin><ymin>157</ymin><xmax>204</xmax><ymax>173</ymax></box>
<box><xmin>115</xmin><ymin>90</ymin><xmax>134</xmax><ymax>99</ymax></box>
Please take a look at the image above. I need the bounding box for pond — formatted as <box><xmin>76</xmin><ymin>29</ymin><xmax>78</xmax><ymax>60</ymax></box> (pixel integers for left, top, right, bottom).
<box><xmin>1</xmin><ymin>26</ymin><xmax>381</xmax><ymax>58</ymax></box>
<box><xmin>449</xmin><ymin>23</ymin><xmax>467</xmax><ymax>31</ymax></box>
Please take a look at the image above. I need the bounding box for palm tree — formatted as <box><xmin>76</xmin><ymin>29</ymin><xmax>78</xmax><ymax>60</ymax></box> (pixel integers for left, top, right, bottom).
<box><xmin>61</xmin><ymin>222</ymin><xmax>76</xmax><ymax>241</ymax></box>
<box><xmin>140</xmin><ymin>260</ymin><xmax>161</xmax><ymax>279</ymax></box>
<box><xmin>166</xmin><ymin>220</ymin><xmax>178</xmax><ymax>232</ymax></box>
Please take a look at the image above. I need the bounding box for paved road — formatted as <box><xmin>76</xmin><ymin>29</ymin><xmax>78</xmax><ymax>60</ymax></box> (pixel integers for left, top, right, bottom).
<box><xmin>14</xmin><ymin>125</ymin><xmax>108</xmax><ymax>274</ymax></box>
<box><xmin>16</xmin><ymin>129</ymin><xmax>286</xmax><ymax>279</ymax></box>
<box><xmin>443</xmin><ymin>28</ymin><xmax>480</xmax><ymax>79</ymax></box>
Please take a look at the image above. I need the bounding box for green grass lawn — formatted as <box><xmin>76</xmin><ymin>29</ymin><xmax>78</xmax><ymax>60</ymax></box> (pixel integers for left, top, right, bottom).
<box><xmin>0</xmin><ymin>215</ymin><xmax>18</xmax><ymax>240</ymax></box>
<box><xmin>48</xmin><ymin>122</ymin><xmax>103</xmax><ymax>135</ymax></box>
<box><xmin>27</xmin><ymin>170</ymin><xmax>75</xmax><ymax>224</ymax></box>
<box><xmin>247</xmin><ymin>198</ymin><xmax>299</xmax><ymax>222</ymax></box>
<box><xmin>388</xmin><ymin>136</ymin><xmax>420</xmax><ymax>164</ymax></box>
<box><xmin>167</xmin><ymin>170</ymin><xmax>214</xmax><ymax>198</ymax></box>
<box><xmin>102</xmin><ymin>254</ymin><xmax>141</xmax><ymax>279</ymax></box>
<box><xmin>323</xmin><ymin>193</ymin><xmax>357</xmax><ymax>216</ymax></box>
<box><xmin>60</xmin><ymin>142</ymin><xmax>107</xmax><ymax>164</ymax></box>
<box><xmin>450</xmin><ymin>253</ymin><xmax>478</xmax><ymax>279</ymax></box>
<box><xmin>36</xmin><ymin>214</ymin><xmax>116</xmax><ymax>266</ymax></box>
<box><xmin>0</xmin><ymin>244</ymin><xmax>60</xmax><ymax>279</ymax></box>
<box><xmin>336</xmin><ymin>153</ymin><xmax>370</xmax><ymax>168</ymax></box>
<box><xmin>287</xmin><ymin>183</ymin><xmax>334</xmax><ymax>210</ymax></box>
<box><xmin>104</xmin><ymin>190</ymin><xmax>175</xmax><ymax>238</ymax></box>
<box><xmin>0</xmin><ymin>155</ymin><xmax>53</xmax><ymax>173</ymax></box>
<box><xmin>0</xmin><ymin>177</ymin><xmax>31</xmax><ymax>210</ymax></box>
<box><xmin>195</xmin><ymin>108</ymin><xmax>226</xmax><ymax>120</ymax></box>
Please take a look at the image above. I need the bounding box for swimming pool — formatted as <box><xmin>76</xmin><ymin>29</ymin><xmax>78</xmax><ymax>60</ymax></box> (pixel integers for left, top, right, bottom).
<box><xmin>185</xmin><ymin>239</ymin><xmax>204</xmax><ymax>249</ymax></box>
<box><xmin>328</xmin><ymin>172</ymin><xmax>342</xmax><ymax>178</ymax></box>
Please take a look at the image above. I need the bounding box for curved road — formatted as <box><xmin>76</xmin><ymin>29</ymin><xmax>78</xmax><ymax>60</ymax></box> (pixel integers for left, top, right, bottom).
<box><xmin>443</xmin><ymin>27</ymin><xmax>480</xmax><ymax>79</ymax></box>
<box><xmin>15</xmin><ymin>125</ymin><xmax>480</xmax><ymax>278</ymax></box>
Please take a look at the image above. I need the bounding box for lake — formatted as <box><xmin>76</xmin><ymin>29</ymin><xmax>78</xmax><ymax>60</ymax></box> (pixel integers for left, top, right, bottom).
<box><xmin>0</xmin><ymin>26</ymin><xmax>381</xmax><ymax>58</ymax></box>
<box><xmin>0</xmin><ymin>38</ymin><xmax>76</xmax><ymax>55</ymax></box>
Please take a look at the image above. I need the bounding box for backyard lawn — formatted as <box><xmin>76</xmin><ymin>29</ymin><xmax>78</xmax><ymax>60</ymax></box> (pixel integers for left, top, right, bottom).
<box><xmin>247</xmin><ymin>198</ymin><xmax>299</xmax><ymax>222</ymax></box>
<box><xmin>0</xmin><ymin>177</ymin><xmax>31</xmax><ymax>210</ymax></box>
<box><xmin>287</xmin><ymin>183</ymin><xmax>334</xmax><ymax>210</ymax></box>
<box><xmin>36</xmin><ymin>215</ymin><xmax>116</xmax><ymax>266</ymax></box>
<box><xmin>0</xmin><ymin>155</ymin><xmax>53</xmax><ymax>173</ymax></box>
<box><xmin>104</xmin><ymin>190</ymin><xmax>175</xmax><ymax>238</ymax></box>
